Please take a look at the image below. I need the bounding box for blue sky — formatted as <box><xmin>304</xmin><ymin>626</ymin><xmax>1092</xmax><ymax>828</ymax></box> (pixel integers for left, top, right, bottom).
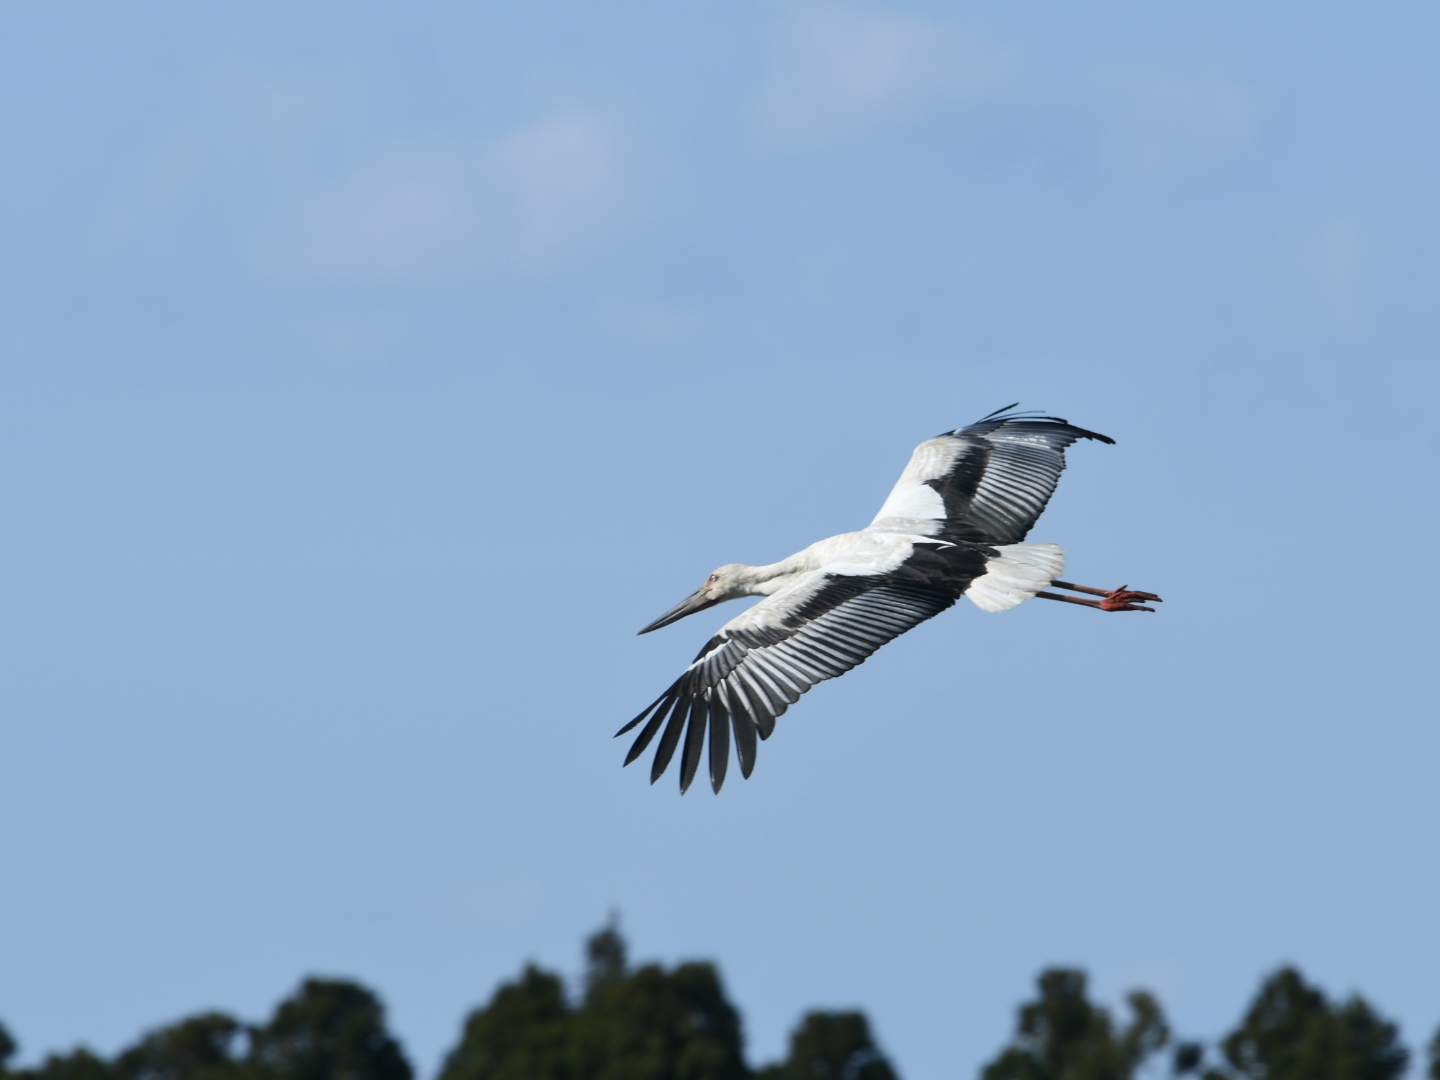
<box><xmin>1</xmin><ymin>3</ymin><xmax>1437</xmax><ymax>1078</ymax></box>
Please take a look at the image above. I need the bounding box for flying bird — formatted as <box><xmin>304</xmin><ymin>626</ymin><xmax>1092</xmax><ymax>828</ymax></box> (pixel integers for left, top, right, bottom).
<box><xmin>618</xmin><ymin>406</ymin><xmax>1160</xmax><ymax>794</ymax></box>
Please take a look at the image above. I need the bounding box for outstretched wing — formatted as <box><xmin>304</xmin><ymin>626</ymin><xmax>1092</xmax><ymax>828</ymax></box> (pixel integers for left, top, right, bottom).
<box><xmin>616</xmin><ymin>568</ymin><xmax>964</xmax><ymax>794</ymax></box>
<box><xmin>867</xmin><ymin>405</ymin><xmax>1114</xmax><ymax>545</ymax></box>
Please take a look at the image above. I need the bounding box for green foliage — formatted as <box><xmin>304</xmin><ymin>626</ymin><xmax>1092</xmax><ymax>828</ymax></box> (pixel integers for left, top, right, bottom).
<box><xmin>437</xmin><ymin>966</ymin><xmax>573</xmax><ymax>1080</ymax></box>
<box><xmin>1173</xmin><ymin>1042</ymin><xmax>1205</xmax><ymax>1076</ymax></box>
<box><xmin>756</xmin><ymin>1011</ymin><xmax>897</xmax><ymax>1080</ymax></box>
<box><xmin>12</xmin><ymin>1049</ymin><xmax>113</xmax><ymax>1080</ymax></box>
<box><xmin>2</xmin><ymin>938</ymin><xmax>1429</xmax><ymax>1080</ymax></box>
<box><xmin>7</xmin><ymin>981</ymin><xmax>409</xmax><ymax>1080</ymax></box>
<box><xmin>1209</xmin><ymin>968</ymin><xmax>1406</xmax><ymax>1080</ymax></box>
<box><xmin>1</xmin><ymin>1023</ymin><xmax>16</xmax><ymax>1074</ymax></box>
<box><xmin>584</xmin><ymin>924</ymin><xmax>628</xmax><ymax>1000</ymax></box>
<box><xmin>574</xmin><ymin>959</ymin><xmax>750</xmax><ymax>1080</ymax></box>
<box><xmin>979</xmin><ymin>969</ymin><xmax>1169</xmax><ymax>1080</ymax></box>
<box><xmin>248</xmin><ymin>979</ymin><xmax>413</xmax><ymax>1080</ymax></box>
<box><xmin>438</xmin><ymin>926</ymin><xmax>751</xmax><ymax>1080</ymax></box>
<box><xmin>113</xmin><ymin>1013</ymin><xmax>243</xmax><ymax>1080</ymax></box>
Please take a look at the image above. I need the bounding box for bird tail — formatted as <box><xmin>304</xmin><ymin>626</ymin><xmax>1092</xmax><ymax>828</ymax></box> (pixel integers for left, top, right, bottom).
<box><xmin>965</xmin><ymin>543</ymin><xmax>1065</xmax><ymax>612</ymax></box>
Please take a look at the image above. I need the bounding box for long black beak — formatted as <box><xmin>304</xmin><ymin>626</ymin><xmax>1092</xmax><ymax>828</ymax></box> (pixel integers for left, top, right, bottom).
<box><xmin>638</xmin><ymin>589</ymin><xmax>718</xmax><ymax>635</ymax></box>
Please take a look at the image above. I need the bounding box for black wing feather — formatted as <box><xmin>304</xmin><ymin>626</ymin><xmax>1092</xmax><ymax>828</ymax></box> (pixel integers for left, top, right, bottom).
<box><xmin>621</xmin><ymin>564</ymin><xmax>975</xmax><ymax>792</ymax></box>
<box><xmin>679</xmin><ymin>696</ymin><xmax>709</xmax><ymax>793</ymax></box>
<box><xmin>708</xmin><ymin>695</ymin><xmax>731</xmax><ymax>793</ymax></box>
<box><xmin>622</xmin><ymin>700</ymin><xmax>669</xmax><ymax>766</ymax></box>
<box><xmin>729</xmin><ymin>697</ymin><xmax>758</xmax><ymax>778</ymax></box>
<box><xmin>929</xmin><ymin>409</ymin><xmax>1113</xmax><ymax>545</ymax></box>
<box><xmin>649</xmin><ymin>696</ymin><xmax>689</xmax><ymax>783</ymax></box>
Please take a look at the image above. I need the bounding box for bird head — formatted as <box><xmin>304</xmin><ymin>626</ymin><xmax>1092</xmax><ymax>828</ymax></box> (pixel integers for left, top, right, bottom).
<box><xmin>637</xmin><ymin>564</ymin><xmax>750</xmax><ymax>634</ymax></box>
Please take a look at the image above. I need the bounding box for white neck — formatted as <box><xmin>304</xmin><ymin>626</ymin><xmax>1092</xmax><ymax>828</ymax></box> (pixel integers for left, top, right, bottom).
<box><xmin>720</xmin><ymin>554</ymin><xmax>811</xmax><ymax>599</ymax></box>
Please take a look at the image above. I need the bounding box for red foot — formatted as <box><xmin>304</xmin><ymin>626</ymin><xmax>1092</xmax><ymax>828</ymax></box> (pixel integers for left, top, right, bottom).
<box><xmin>1037</xmin><ymin>581</ymin><xmax>1163</xmax><ymax>612</ymax></box>
<box><xmin>1098</xmin><ymin>585</ymin><xmax>1162</xmax><ymax>612</ymax></box>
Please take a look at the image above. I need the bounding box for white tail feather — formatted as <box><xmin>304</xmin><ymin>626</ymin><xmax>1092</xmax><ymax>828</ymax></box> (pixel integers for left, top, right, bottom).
<box><xmin>965</xmin><ymin>543</ymin><xmax>1065</xmax><ymax>613</ymax></box>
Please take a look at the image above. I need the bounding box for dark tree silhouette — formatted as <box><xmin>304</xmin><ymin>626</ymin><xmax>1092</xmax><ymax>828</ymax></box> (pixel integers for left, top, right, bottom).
<box><xmin>437</xmin><ymin>966</ymin><xmax>574</xmax><ymax>1080</ymax></box>
<box><xmin>112</xmin><ymin>1013</ymin><xmax>243</xmax><ymax>1080</ymax></box>
<box><xmin>247</xmin><ymin>979</ymin><xmax>412</xmax><ymax>1080</ymax></box>
<box><xmin>11</xmin><ymin>1050</ymin><xmax>112</xmax><ymax>1080</ymax></box>
<box><xmin>573</xmin><ymin>958</ymin><xmax>750</xmax><ymax>1080</ymax></box>
<box><xmin>1</xmin><ymin>1024</ymin><xmax>16</xmax><ymax>1075</ymax></box>
<box><xmin>7</xmin><ymin>982</ymin><xmax>408</xmax><ymax>1080</ymax></box>
<box><xmin>583</xmin><ymin>923</ymin><xmax>627</xmax><ymax>999</ymax></box>
<box><xmin>980</xmin><ymin>968</ymin><xmax>1168</xmax><ymax>1080</ymax></box>
<box><xmin>5</xmin><ymin>941</ymin><xmax>1429</xmax><ymax>1080</ymax></box>
<box><xmin>440</xmin><ymin>925</ymin><xmax>752</xmax><ymax>1080</ymax></box>
<box><xmin>1210</xmin><ymin>968</ymin><xmax>1406</xmax><ymax>1080</ymax></box>
<box><xmin>1173</xmin><ymin>1042</ymin><xmax>1205</xmax><ymax>1076</ymax></box>
<box><xmin>756</xmin><ymin>1011</ymin><xmax>897</xmax><ymax>1080</ymax></box>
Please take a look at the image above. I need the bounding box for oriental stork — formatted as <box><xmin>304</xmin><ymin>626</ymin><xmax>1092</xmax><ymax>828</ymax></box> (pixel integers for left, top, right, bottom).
<box><xmin>618</xmin><ymin>406</ymin><xmax>1160</xmax><ymax>794</ymax></box>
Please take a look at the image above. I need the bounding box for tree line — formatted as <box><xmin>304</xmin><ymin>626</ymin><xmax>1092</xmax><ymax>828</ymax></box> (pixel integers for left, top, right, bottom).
<box><xmin>2</xmin><ymin>926</ymin><xmax>1436</xmax><ymax>1080</ymax></box>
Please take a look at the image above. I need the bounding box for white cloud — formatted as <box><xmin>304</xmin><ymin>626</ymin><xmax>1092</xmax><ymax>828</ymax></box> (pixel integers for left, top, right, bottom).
<box><xmin>262</xmin><ymin>105</ymin><xmax>631</xmax><ymax>282</ymax></box>
<box><xmin>91</xmin><ymin>66</ymin><xmax>635</xmax><ymax>286</ymax></box>
<box><xmin>1302</xmin><ymin>218</ymin><xmax>1371</xmax><ymax>334</ymax></box>
<box><xmin>754</xmin><ymin>0</ymin><xmax>1010</xmax><ymax>147</ymax></box>
<box><xmin>489</xmin><ymin>109</ymin><xmax>628</xmax><ymax>267</ymax></box>
<box><xmin>590</xmin><ymin>295</ymin><xmax>710</xmax><ymax>352</ymax></box>
<box><xmin>1092</xmin><ymin>66</ymin><xmax>1264</xmax><ymax>182</ymax></box>
<box><xmin>266</xmin><ymin>142</ymin><xmax>483</xmax><ymax>280</ymax></box>
<box><xmin>85</xmin><ymin>141</ymin><xmax>203</xmax><ymax>264</ymax></box>
<box><xmin>1243</xmin><ymin>214</ymin><xmax>1373</xmax><ymax>345</ymax></box>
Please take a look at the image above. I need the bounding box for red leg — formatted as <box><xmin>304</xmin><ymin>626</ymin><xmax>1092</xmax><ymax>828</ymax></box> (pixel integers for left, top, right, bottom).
<box><xmin>1038</xmin><ymin>582</ymin><xmax>1162</xmax><ymax>613</ymax></box>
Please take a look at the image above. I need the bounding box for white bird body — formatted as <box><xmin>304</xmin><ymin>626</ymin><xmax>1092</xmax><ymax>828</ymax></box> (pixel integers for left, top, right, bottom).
<box><xmin>704</xmin><ymin>531</ymin><xmax>1064</xmax><ymax>633</ymax></box>
<box><xmin>711</xmin><ymin>530</ymin><xmax>940</xmax><ymax>596</ymax></box>
<box><xmin>619</xmin><ymin>407</ymin><xmax>1160</xmax><ymax>794</ymax></box>
<box><xmin>698</xmin><ymin>531</ymin><xmax>945</xmax><ymax>638</ymax></box>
